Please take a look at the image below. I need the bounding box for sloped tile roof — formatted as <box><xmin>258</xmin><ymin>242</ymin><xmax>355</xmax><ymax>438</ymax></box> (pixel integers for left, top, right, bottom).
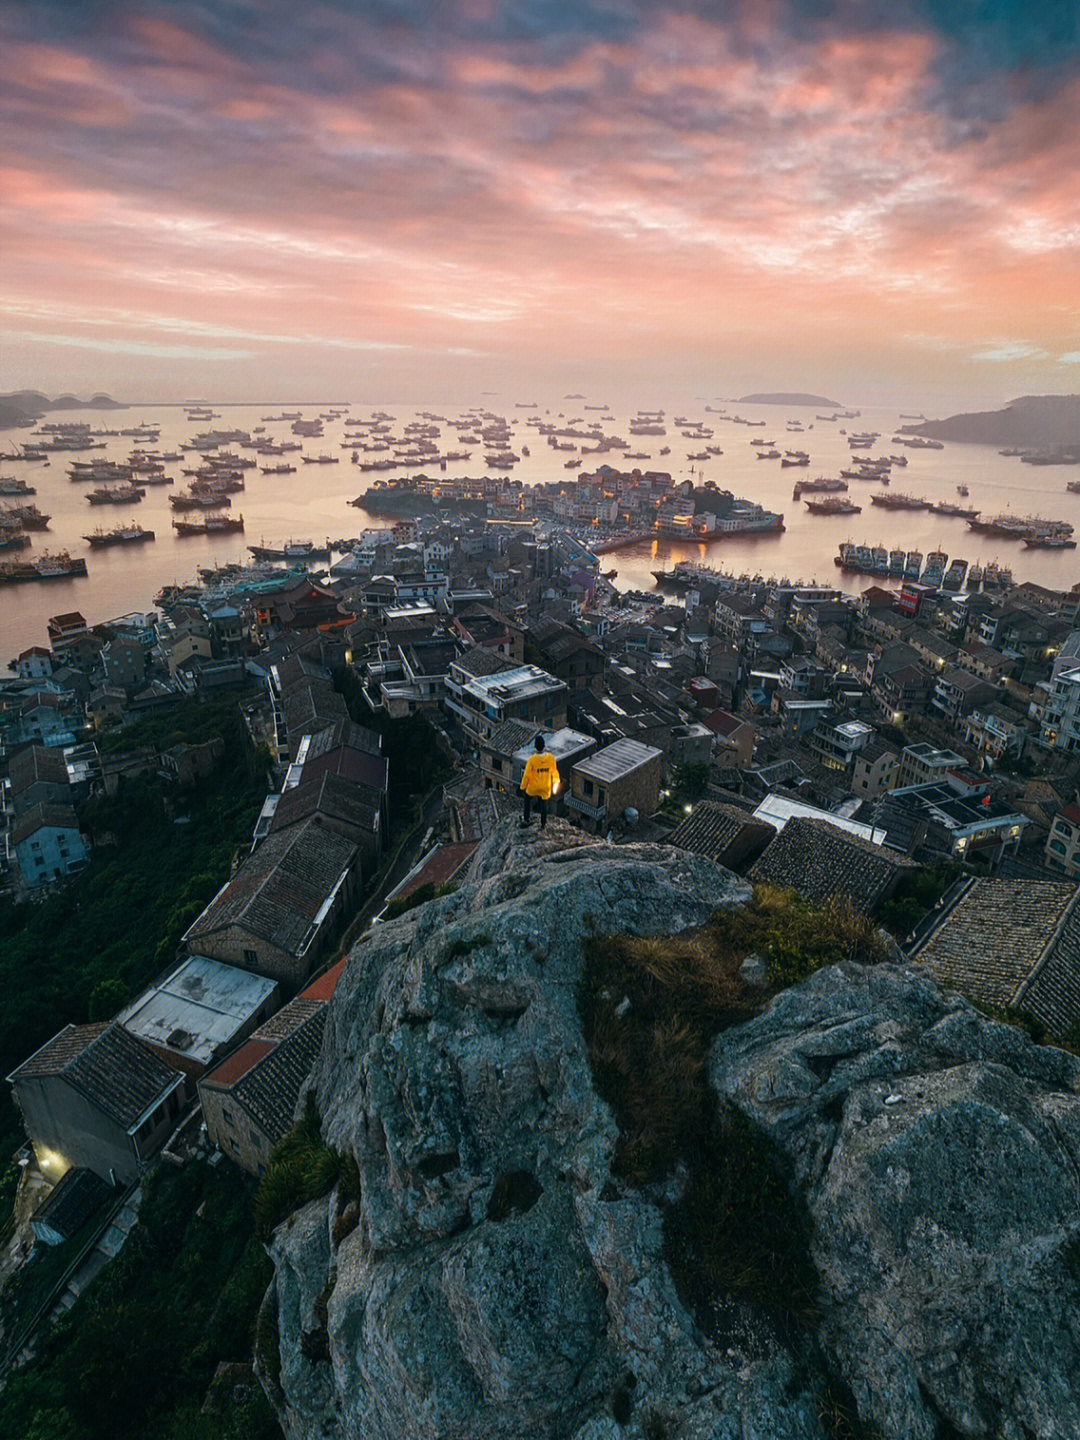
<box><xmin>302</xmin><ymin>719</ymin><xmax>383</xmax><ymax>759</ymax></box>
<box><xmin>452</xmin><ymin>646</ymin><xmax>518</xmax><ymax>679</ymax></box>
<box><xmin>11</xmin><ymin>1021</ymin><xmax>180</xmax><ymax>1130</ymax></box>
<box><xmin>749</xmin><ymin>817</ymin><xmax>914</xmax><ymax>908</ymax></box>
<box><xmin>911</xmin><ymin>879</ymin><xmax>1080</xmax><ymax>1034</ymax></box>
<box><xmin>667</xmin><ymin>801</ymin><xmax>772</xmax><ymax>869</ymax></box>
<box><xmin>9</xmin><ymin>745</ymin><xmax>69</xmax><ymax>795</ymax></box>
<box><xmin>485</xmin><ymin>718</ymin><xmax>541</xmax><ymax>758</ymax></box>
<box><xmin>232</xmin><ymin>1009</ymin><xmax>328</xmax><ymax>1146</ymax></box>
<box><xmin>251</xmin><ymin>996</ymin><xmax>324</xmax><ymax>1043</ymax></box>
<box><xmin>31</xmin><ymin>1167</ymin><xmax>112</xmax><ymax>1240</ymax></box>
<box><xmin>199</xmin><ymin>1039</ymin><xmax>276</xmax><ymax>1091</ymax></box>
<box><xmin>269</xmin><ymin>773</ymin><xmax>381</xmax><ymax>839</ymax></box>
<box><xmin>11</xmin><ymin>803</ymin><xmax>80</xmax><ymax>846</ymax></box>
<box><xmin>186</xmin><ymin>819</ymin><xmax>358</xmax><ymax>957</ymax></box>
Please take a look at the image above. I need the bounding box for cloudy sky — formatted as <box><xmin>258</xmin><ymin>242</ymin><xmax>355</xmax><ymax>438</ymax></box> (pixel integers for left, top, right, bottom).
<box><xmin>2</xmin><ymin>0</ymin><xmax>1078</xmax><ymax>409</ymax></box>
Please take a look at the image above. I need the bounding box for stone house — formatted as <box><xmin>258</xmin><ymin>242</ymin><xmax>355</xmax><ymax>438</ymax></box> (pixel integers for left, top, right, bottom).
<box><xmin>850</xmin><ymin>740</ymin><xmax>899</xmax><ymax>797</ymax></box>
<box><xmin>564</xmin><ymin>739</ymin><xmax>663</xmax><ymax>833</ymax></box>
<box><xmin>197</xmin><ymin>962</ymin><xmax>344</xmax><ymax>1175</ymax></box>
<box><xmin>8</xmin><ymin>1021</ymin><xmax>189</xmax><ymax>1184</ymax></box>
<box><xmin>181</xmin><ymin>818</ymin><xmax>361</xmax><ymax>990</ymax></box>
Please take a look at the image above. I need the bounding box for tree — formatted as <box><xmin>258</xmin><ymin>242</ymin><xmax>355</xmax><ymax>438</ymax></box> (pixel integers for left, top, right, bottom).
<box><xmin>88</xmin><ymin>978</ymin><xmax>129</xmax><ymax>1022</ymax></box>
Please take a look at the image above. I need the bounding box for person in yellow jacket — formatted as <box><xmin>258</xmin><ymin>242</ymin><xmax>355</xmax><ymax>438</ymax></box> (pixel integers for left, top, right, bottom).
<box><xmin>519</xmin><ymin>734</ymin><xmax>560</xmax><ymax>829</ymax></box>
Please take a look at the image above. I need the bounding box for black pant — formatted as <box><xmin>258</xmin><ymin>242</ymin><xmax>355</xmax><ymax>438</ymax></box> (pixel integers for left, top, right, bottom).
<box><xmin>523</xmin><ymin>794</ymin><xmax>548</xmax><ymax>827</ymax></box>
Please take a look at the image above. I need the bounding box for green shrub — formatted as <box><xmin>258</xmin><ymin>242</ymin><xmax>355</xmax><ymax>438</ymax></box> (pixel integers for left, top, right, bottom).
<box><xmin>255</xmin><ymin>1095</ymin><xmax>343</xmax><ymax>1242</ymax></box>
<box><xmin>724</xmin><ymin>885</ymin><xmax>885</xmax><ymax>988</ymax></box>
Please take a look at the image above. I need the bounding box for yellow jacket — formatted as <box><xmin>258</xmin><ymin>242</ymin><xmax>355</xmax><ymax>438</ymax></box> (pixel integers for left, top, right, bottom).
<box><xmin>520</xmin><ymin>751</ymin><xmax>560</xmax><ymax>801</ymax></box>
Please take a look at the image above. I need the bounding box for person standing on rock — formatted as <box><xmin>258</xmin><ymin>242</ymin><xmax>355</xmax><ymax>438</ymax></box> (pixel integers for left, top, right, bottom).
<box><xmin>520</xmin><ymin>734</ymin><xmax>560</xmax><ymax>829</ymax></box>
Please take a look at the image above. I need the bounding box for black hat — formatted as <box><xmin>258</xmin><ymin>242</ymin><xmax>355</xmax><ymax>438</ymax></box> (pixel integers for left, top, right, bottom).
<box><xmin>534</xmin><ymin>733</ymin><xmax>545</xmax><ymax>751</ymax></box>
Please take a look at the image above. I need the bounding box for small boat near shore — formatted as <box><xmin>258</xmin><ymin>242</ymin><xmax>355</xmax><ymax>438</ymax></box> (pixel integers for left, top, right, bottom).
<box><xmin>248</xmin><ymin>539</ymin><xmax>332</xmax><ymax>562</ymax></box>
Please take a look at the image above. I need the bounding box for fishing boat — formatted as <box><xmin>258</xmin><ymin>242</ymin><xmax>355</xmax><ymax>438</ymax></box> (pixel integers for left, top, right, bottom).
<box><xmin>248</xmin><ymin>539</ymin><xmax>332</xmax><ymax>561</ymax></box>
<box><xmin>87</xmin><ymin>484</ymin><xmax>145</xmax><ymax>505</ymax></box>
<box><xmin>173</xmin><ymin>514</ymin><xmax>245</xmax><ymax>536</ymax></box>
<box><xmin>84</xmin><ymin>524</ymin><xmax>156</xmax><ymax>547</ymax></box>
<box><xmin>804</xmin><ymin>497</ymin><xmax>861</xmax><ymax>515</ymax></box>
<box><xmin>0</xmin><ymin>550</ymin><xmax>88</xmax><ymax>583</ymax></box>
<box><xmin>2</xmin><ymin>503</ymin><xmax>50</xmax><ymax>529</ymax></box>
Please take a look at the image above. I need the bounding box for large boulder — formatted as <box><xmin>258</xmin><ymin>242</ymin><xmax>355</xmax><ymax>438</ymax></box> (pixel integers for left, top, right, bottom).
<box><xmin>267</xmin><ymin>820</ymin><xmax>825</xmax><ymax>1440</ymax></box>
<box><xmin>264</xmin><ymin>822</ymin><xmax>1080</xmax><ymax>1440</ymax></box>
<box><xmin>711</xmin><ymin>962</ymin><xmax>1080</xmax><ymax>1440</ymax></box>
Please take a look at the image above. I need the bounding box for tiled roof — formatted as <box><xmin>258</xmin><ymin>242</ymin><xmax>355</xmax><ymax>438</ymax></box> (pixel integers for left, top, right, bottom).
<box><xmin>910</xmin><ymin>879</ymin><xmax>1080</xmax><ymax>1033</ymax></box>
<box><xmin>270</xmin><ymin>773</ymin><xmax>381</xmax><ymax>838</ymax></box>
<box><xmin>251</xmin><ymin>996</ymin><xmax>324</xmax><ymax>1043</ymax></box>
<box><xmin>485</xmin><ymin>718</ymin><xmax>541</xmax><ymax>758</ymax></box>
<box><xmin>280</xmin><ymin>682</ymin><xmax>348</xmax><ymax>743</ymax></box>
<box><xmin>388</xmin><ymin>841</ymin><xmax>478</xmax><ymax>905</ymax></box>
<box><xmin>749</xmin><ymin>817</ymin><xmax>914</xmax><ymax>908</ymax></box>
<box><xmin>186</xmin><ymin>819</ymin><xmax>358</xmax><ymax>956</ymax></box>
<box><xmin>9</xmin><ymin>745</ymin><xmax>69</xmax><ymax>794</ymax></box>
<box><xmin>11</xmin><ymin>1022</ymin><xmax>108</xmax><ymax>1078</ymax></box>
<box><xmin>10</xmin><ymin>1021</ymin><xmax>181</xmax><ymax>1130</ymax></box>
<box><xmin>231</xmin><ymin>1009</ymin><xmax>328</xmax><ymax>1147</ymax></box>
<box><xmin>300</xmin><ymin>957</ymin><xmax>346</xmax><ymax>1003</ymax></box>
<box><xmin>199</xmin><ymin>1039</ymin><xmax>276</xmax><ymax>1090</ymax></box>
<box><xmin>452</xmin><ymin>646</ymin><xmax>518</xmax><ymax>679</ymax></box>
<box><xmin>11</xmin><ymin>803</ymin><xmax>80</xmax><ymax>846</ymax></box>
<box><xmin>667</xmin><ymin>801</ymin><xmax>773</xmax><ymax>869</ymax></box>
<box><xmin>31</xmin><ymin>1167</ymin><xmax>112</xmax><ymax>1241</ymax></box>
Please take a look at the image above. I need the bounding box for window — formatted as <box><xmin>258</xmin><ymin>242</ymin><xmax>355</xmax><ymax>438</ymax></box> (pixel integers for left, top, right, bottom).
<box><xmin>230</xmin><ymin>1139</ymin><xmax>240</xmax><ymax>1154</ymax></box>
<box><xmin>582</xmin><ymin>779</ymin><xmax>594</xmax><ymax>798</ymax></box>
<box><xmin>250</xmin><ymin>1130</ymin><xmax>261</xmax><ymax>1146</ymax></box>
<box><xmin>243</xmin><ymin>949</ymin><xmax>258</xmax><ymax>968</ymax></box>
<box><xmin>34</xmin><ymin>855</ymin><xmax>45</xmax><ymax>866</ymax></box>
<box><xmin>221</xmin><ymin>1107</ymin><xmax>233</xmax><ymax>1126</ymax></box>
<box><xmin>1050</xmin><ymin>839</ymin><xmax>1067</xmax><ymax>855</ymax></box>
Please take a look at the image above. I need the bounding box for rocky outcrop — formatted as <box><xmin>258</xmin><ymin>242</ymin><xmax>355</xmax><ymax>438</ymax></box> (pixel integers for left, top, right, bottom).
<box><xmin>713</xmin><ymin>963</ymin><xmax>1080</xmax><ymax>1440</ymax></box>
<box><xmin>265</xmin><ymin>820</ymin><xmax>1080</xmax><ymax>1440</ymax></box>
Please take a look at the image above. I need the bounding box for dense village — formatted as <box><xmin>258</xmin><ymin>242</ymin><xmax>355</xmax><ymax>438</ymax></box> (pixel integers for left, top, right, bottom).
<box><xmin>1</xmin><ymin>477</ymin><xmax>1079</xmax><ymax>1409</ymax></box>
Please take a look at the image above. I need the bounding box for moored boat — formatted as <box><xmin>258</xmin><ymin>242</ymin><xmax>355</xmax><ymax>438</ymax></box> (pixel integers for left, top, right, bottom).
<box><xmin>84</xmin><ymin>524</ymin><xmax>156</xmax><ymax>547</ymax></box>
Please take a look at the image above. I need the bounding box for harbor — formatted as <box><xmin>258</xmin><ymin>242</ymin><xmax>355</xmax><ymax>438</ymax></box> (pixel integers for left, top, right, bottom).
<box><xmin>2</xmin><ymin>396</ymin><xmax>1078</xmax><ymax>657</ymax></box>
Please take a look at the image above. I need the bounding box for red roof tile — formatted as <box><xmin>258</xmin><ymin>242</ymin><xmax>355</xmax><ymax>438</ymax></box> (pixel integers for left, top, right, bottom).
<box><xmin>300</xmin><ymin>957</ymin><xmax>347</xmax><ymax>1002</ymax></box>
<box><xmin>200</xmin><ymin>1039</ymin><xmax>276</xmax><ymax>1090</ymax></box>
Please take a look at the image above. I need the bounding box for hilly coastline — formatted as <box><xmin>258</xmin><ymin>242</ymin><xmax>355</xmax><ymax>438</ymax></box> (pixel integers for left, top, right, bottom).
<box><xmin>0</xmin><ymin>390</ymin><xmax>125</xmax><ymax>430</ymax></box>
<box><xmin>899</xmin><ymin>393</ymin><xmax>1080</xmax><ymax>448</ymax></box>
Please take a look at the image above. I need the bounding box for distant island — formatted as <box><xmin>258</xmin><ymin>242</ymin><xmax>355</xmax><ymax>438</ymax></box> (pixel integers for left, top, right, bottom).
<box><xmin>0</xmin><ymin>390</ymin><xmax>125</xmax><ymax>430</ymax></box>
<box><xmin>899</xmin><ymin>394</ymin><xmax>1080</xmax><ymax>448</ymax></box>
<box><xmin>737</xmin><ymin>391</ymin><xmax>842</xmax><ymax>407</ymax></box>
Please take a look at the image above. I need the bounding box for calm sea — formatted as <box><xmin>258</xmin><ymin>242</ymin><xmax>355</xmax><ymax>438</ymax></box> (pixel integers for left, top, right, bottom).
<box><xmin>2</xmin><ymin>400</ymin><xmax>1077</xmax><ymax>661</ymax></box>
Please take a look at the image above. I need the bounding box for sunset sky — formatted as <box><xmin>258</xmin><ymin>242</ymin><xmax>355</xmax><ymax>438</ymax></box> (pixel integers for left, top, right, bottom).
<box><xmin>2</xmin><ymin>0</ymin><xmax>1078</xmax><ymax>409</ymax></box>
